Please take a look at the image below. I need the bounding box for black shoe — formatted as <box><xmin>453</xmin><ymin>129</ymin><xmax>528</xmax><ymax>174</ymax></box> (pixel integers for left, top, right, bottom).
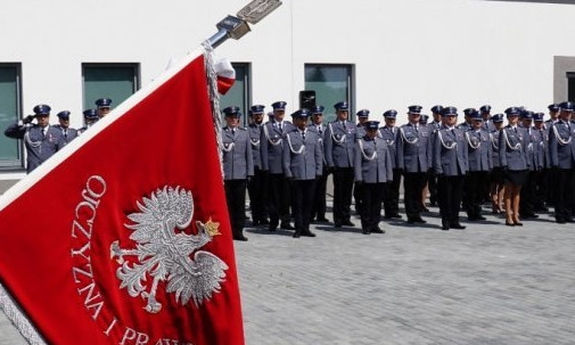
<box><xmin>234</xmin><ymin>235</ymin><xmax>248</xmax><ymax>241</ymax></box>
<box><xmin>316</xmin><ymin>217</ymin><xmax>329</xmax><ymax>223</ymax></box>
<box><xmin>371</xmin><ymin>227</ymin><xmax>384</xmax><ymax>234</ymax></box>
<box><xmin>301</xmin><ymin>230</ymin><xmax>316</xmax><ymax>237</ymax></box>
<box><xmin>450</xmin><ymin>223</ymin><xmax>466</xmax><ymax>230</ymax></box>
<box><xmin>260</xmin><ymin>218</ymin><xmax>270</xmax><ymax>225</ymax></box>
<box><xmin>293</xmin><ymin>231</ymin><xmax>301</xmax><ymax>238</ymax></box>
<box><xmin>281</xmin><ymin>223</ymin><xmax>295</xmax><ymax>230</ymax></box>
<box><xmin>361</xmin><ymin>229</ymin><xmax>370</xmax><ymax>235</ymax></box>
<box><xmin>414</xmin><ymin>217</ymin><xmax>427</xmax><ymax>224</ymax></box>
<box><xmin>566</xmin><ymin>218</ymin><xmax>575</xmax><ymax>223</ymax></box>
<box><xmin>514</xmin><ymin>221</ymin><xmax>523</xmax><ymax>226</ymax></box>
<box><xmin>406</xmin><ymin>218</ymin><xmax>416</xmax><ymax>224</ymax></box>
<box><xmin>268</xmin><ymin>224</ymin><xmax>277</xmax><ymax>232</ymax></box>
<box><xmin>556</xmin><ymin>218</ymin><xmax>566</xmax><ymax>224</ymax></box>
<box><xmin>342</xmin><ymin>219</ymin><xmax>355</xmax><ymax>226</ymax></box>
<box><xmin>334</xmin><ymin>222</ymin><xmax>342</xmax><ymax>228</ymax></box>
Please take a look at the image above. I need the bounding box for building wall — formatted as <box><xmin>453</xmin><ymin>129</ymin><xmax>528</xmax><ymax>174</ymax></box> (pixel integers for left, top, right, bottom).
<box><xmin>1</xmin><ymin>0</ymin><xmax>575</xmax><ymax>180</ymax></box>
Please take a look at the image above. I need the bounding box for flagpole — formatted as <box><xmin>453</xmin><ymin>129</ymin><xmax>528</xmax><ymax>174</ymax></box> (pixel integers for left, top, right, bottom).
<box><xmin>206</xmin><ymin>0</ymin><xmax>283</xmax><ymax>48</ymax></box>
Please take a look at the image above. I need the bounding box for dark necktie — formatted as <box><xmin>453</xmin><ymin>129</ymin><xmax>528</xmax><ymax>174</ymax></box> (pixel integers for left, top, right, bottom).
<box><xmin>63</xmin><ymin>129</ymin><xmax>68</xmax><ymax>139</ymax></box>
<box><xmin>41</xmin><ymin>128</ymin><xmax>45</xmax><ymax>138</ymax></box>
<box><xmin>301</xmin><ymin>131</ymin><xmax>305</xmax><ymax>140</ymax></box>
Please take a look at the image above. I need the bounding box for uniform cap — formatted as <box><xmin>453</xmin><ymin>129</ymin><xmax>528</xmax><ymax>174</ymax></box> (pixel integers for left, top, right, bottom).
<box><xmin>548</xmin><ymin>103</ymin><xmax>560</xmax><ymax>112</ymax></box>
<box><xmin>310</xmin><ymin>105</ymin><xmax>325</xmax><ymax>114</ymax></box>
<box><xmin>491</xmin><ymin>114</ymin><xmax>504</xmax><ymax>123</ymax></box>
<box><xmin>223</xmin><ymin>106</ymin><xmax>242</xmax><ymax>117</ymax></box>
<box><xmin>33</xmin><ymin>104</ymin><xmax>51</xmax><ymax>115</ymax></box>
<box><xmin>470</xmin><ymin>112</ymin><xmax>483</xmax><ymax>121</ymax></box>
<box><xmin>521</xmin><ymin>110</ymin><xmax>534</xmax><ymax>120</ymax></box>
<box><xmin>383</xmin><ymin>109</ymin><xmax>398</xmax><ymax>119</ymax></box>
<box><xmin>504</xmin><ymin>107</ymin><xmax>521</xmax><ymax>116</ymax></box>
<box><xmin>559</xmin><ymin>101</ymin><xmax>575</xmax><ymax>112</ymax></box>
<box><xmin>408</xmin><ymin>105</ymin><xmax>422</xmax><ymax>114</ymax></box>
<box><xmin>364</xmin><ymin>120</ymin><xmax>380</xmax><ymax>130</ymax></box>
<box><xmin>83</xmin><ymin>109</ymin><xmax>98</xmax><ymax>119</ymax></box>
<box><xmin>356</xmin><ymin>109</ymin><xmax>370</xmax><ymax>118</ymax></box>
<box><xmin>463</xmin><ymin>108</ymin><xmax>478</xmax><ymax>117</ymax></box>
<box><xmin>291</xmin><ymin>109</ymin><xmax>311</xmax><ymax>119</ymax></box>
<box><xmin>57</xmin><ymin>110</ymin><xmax>70</xmax><ymax>119</ymax></box>
<box><xmin>334</xmin><ymin>101</ymin><xmax>349</xmax><ymax>111</ymax></box>
<box><xmin>250</xmin><ymin>104</ymin><xmax>265</xmax><ymax>115</ymax></box>
<box><xmin>95</xmin><ymin>98</ymin><xmax>112</xmax><ymax>108</ymax></box>
<box><xmin>271</xmin><ymin>101</ymin><xmax>287</xmax><ymax>110</ymax></box>
<box><xmin>479</xmin><ymin>105</ymin><xmax>492</xmax><ymax>113</ymax></box>
<box><xmin>430</xmin><ymin>105</ymin><xmax>444</xmax><ymax>114</ymax></box>
<box><xmin>419</xmin><ymin>114</ymin><xmax>429</xmax><ymax>124</ymax></box>
<box><xmin>533</xmin><ymin>112</ymin><xmax>544</xmax><ymax>122</ymax></box>
<box><xmin>441</xmin><ymin>106</ymin><xmax>458</xmax><ymax>117</ymax></box>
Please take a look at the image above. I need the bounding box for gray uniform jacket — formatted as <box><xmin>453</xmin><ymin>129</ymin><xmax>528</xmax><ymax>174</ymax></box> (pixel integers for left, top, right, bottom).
<box><xmin>534</xmin><ymin>128</ymin><xmax>550</xmax><ymax>169</ymax></box>
<box><xmin>396</xmin><ymin>122</ymin><xmax>432</xmax><ymax>173</ymax></box>
<box><xmin>307</xmin><ymin>124</ymin><xmax>326</xmax><ymax>165</ymax></box>
<box><xmin>523</xmin><ymin>127</ymin><xmax>541</xmax><ymax>171</ymax></box>
<box><xmin>283</xmin><ymin>128</ymin><xmax>323</xmax><ymax>180</ymax></box>
<box><xmin>247</xmin><ymin>124</ymin><xmax>263</xmax><ymax>169</ymax></box>
<box><xmin>261</xmin><ymin>120</ymin><xmax>295</xmax><ymax>174</ymax></box>
<box><xmin>324</xmin><ymin>121</ymin><xmax>357</xmax><ymax>168</ymax></box>
<box><xmin>52</xmin><ymin>124</ymin><xmax>78</xmax><ymax>145</ymax></box>
<box><xmin>4</xmin><ymin>122</ymin><xmax>63</xmax><ymax>173</ymax></box>
<box><xmin>498</xmin><ymin>126</ymin><xmax>529</xmax><ymax>171</ymax></box>
<box><xmin>432</xmin><ymin>126</ymin><xmax>468</xmax><ymax>176</ymax></box>
<box><xmin>466</xmin><ymin>128</ymin><xmax>493</xmax><ymax>172</ymax></box>
<box><xmin>222</xmin><ymin>126</ymin><xmax>254</xmax><ymax>180</ymax></box>
<box><xmin>549</xmin><ymin>120</ymin><xmax>575</xmax><ymax>169</ymax></box>
<box><xmin>489</xmin><ymin>130</ymin><xmax>502</xmax><ymax>168</ymax></box>
<box><xmin>354</xmin><ymin>136</ymin><xmax>393</xmax><ymax>183</ymax></box>
<box><xmin>378</xmin><ymin>126</ymin><xmax>398</xmax><ymax>169</ymax></box>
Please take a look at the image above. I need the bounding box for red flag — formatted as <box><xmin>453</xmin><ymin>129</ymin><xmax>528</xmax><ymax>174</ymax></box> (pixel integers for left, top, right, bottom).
<box><xmin>0</xmin><ymin>49</ymin><xmax>245</xmax><ymax>345</ymax></box>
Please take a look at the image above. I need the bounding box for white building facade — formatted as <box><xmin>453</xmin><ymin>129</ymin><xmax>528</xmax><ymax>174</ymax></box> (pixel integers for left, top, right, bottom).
<box><xmin>1</xmin><ymin>0</ymin><xmax>575</xmax><ymax>183</ymax></box>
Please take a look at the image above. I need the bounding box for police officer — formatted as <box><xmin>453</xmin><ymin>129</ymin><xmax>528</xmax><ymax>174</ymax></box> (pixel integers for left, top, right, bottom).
<box><xmin>283</xmin><ymin>109</ymin><xmax>323</xmax><ymax>238</ymax></box>
<box><xmin>261</xmin><ymin>101</ymin><xmax>295</xmax><ymax>231</ymax></box>
<box><xmin>432</xmin><ymin>106</ymin><xmax>468</xmax><ymax>230</ymax></box>
<box><xmin>489</xmin><ymin>114</ymin><xmax>506</xmax><ymax>214</ymax></box>
<box><xmin>222</xmin><ymin>106</ymin><xmax>254</xmax><ymax>241</ymax></box>
<box><xmin>78</xmin><ymin>109</ymin><xmax>99</xmax><ymax>134</ymax></box>
<box><xmin>545</xmin><ymin>103</ymin><xmax>561</xmax><ymax>207</ymax></box>
<box><xmin>457</xmin><ymin>108</ymin><xmax>474</xmax><ymax>132</ymax></box>
<box><xmin>53</xmin><ymin>111</ymin><xmax>78</xmax><ymax>145</ymax></box>
<box><xmin>519</xmin><ymin>111</ymin><xmax>541</xmax><ymax>219</ymax></box>
<box><xmin>397</xmin><ymin>105</ymin><xmax>431</xmax><ymax>224</ymax></box>
<box><xmin>353</xmin><ymin>109</ymin><xmax>370</xmax><ymax>216</ymax></box>
<box><xmin>325</xmin><ymin>101</ymin><xmax>357</xmax><ymax>228</ymax></box>
<box><xmin>355</xmin><ymin>120</ymin><xmax>393</xmax><ymax>234</ymax></box>
<box><xmin>545</xmin><ymin>103</ymin><xmax>560</xmax><ymax>129</ymax></box>
<box><xmin>427</xmin><ymin>105</ymin><xmax>443</xmax><ymax>207</ymax></box>
<box><xmin>379</xmin><ymin>109</ymin><xmax>402</xmax><ymax>219</ymax></box>
<box><xmin>95</xmin><ymin>98</ymin><xmax>112</xmax><ymax>118</ymax></box>
<box><xmin>480</xmin><ymin>105</ymin><xmax>495</xmax><ymax>132</ymax></box>
<box><xmin>548</xmin><ymin>101</ymin><xmax>575</xmax><ymax>224</ymax></box>
<box><xmin>464</xmin><ymin>110</ymin><xmax>492</xmax><ymax>221</ymax></box>
<box><xmin>499</xmin><ymin>107</ymin><xmax>530</xmax><ymax>226</ymax></box>
<box><xmin>246</xmin><ymin>104</ymin><xmax>269</xmax><ymax>226</ymax></box>
<box><xmin>532</xmin><ymin>112</ymin><xmax>551</xmax><ymax>213</ymax></box>
<box><xmin>308</xmin><ymin>105</ymin><xmax>329</xmax><ymax>223</ymax></box>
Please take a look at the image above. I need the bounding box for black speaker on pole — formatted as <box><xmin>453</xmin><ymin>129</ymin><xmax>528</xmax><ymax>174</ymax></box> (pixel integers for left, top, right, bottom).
<box><xmin>299</xmin><ymin>90</ymin><xmax>316</xmax><ymax>110</ymax></box>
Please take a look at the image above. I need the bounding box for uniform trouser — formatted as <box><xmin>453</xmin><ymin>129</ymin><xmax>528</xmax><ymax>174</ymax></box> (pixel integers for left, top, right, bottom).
<box><xmin>428</xmin><ymin>171</ymin><xmax>438</xmax><ymax>205</ymax></box>
<box><xmin>465</xmin><ymin>171</ymin><xmax>489</xmax><ymax>217</ymax></box>
<box><xmin>311</xmin><ymin>169</ymin><xmax>328</xmax><ymax>220</ymax></box>
<box><xmin>247</xmin><ymin>167</ymin><xmax>269</xmax><ymax>222</ymax></box>
<box><xmin>534</xmin><ymin>168</ymin><xmax>550</xmax><ymax>210</ymax></box>
<box><xmin>554</xmin><ymin>168</ymin><xmax>575</xmax><ymax>221</ymax></box>
<box><xmin>268</xmin><ymin>173</ymin><xmax>291</xmax><ymax>226</ymax></box>
<box><xmin>293</xmin><ymin>179</ymin><xmax>317</xmax><ymax>233</ymax></box>
<box><xmin>403</xmin><ymin>172</ymin><xmax>427</xmax><ymax>219</ymax></box>
<box><xmin>361</xmin><ymin>182</ymin><xmax>386</xmax><ymax>231</ymax></box>
<box><xmin>383</xmin><ymin>169</ymin><xmax>401</xmax><ymax>216</ymax></box>
<box><xmin>333</xmin><ymin>167</ymin><xmax>354</xmax><ymax>224</ymax></box>
<box><xmin>353</xmin><ymin>180</ymin><xmax>364</xmax><ymax>214</ymax></box>
<box><xmin>224</xmin><ymin>179</ymin><xmax>247</xmax><ymax>237</ymax></box>
<box><xmin>438</xmin><ymin>174</ymin><xmax>464</xmax><ymax>224</ymax></box>
<box><xmin>520</xmin><ymin>170</ymin><xmax>537</xmax><ymax>216</ymax></box>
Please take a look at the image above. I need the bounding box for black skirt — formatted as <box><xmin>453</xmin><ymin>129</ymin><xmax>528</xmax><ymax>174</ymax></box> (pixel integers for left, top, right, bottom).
<box><xmin>490</xmin><ymin>167</ymin><xmax>505</xmax><ymax>185</ymax></box>
<box><xmin>504</xmin><ymin>169</ymin><xmax>528</xmax><ymax>186</ymax></box>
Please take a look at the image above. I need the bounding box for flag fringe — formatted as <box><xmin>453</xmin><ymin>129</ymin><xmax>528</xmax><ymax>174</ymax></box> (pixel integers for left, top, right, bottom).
<box><xmin>0</xmin><ymin>284</ymin><xmax>46</xmax><ymax>345</ymax></box>
<box><xmin>201</xmin><ymin>41</ymin><xmax>225</xmax><ymax>181</ymax></box>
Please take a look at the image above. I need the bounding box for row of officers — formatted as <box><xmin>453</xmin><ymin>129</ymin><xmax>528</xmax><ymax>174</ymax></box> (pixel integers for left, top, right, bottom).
<box><xmin>222</xmin><ymin>101</ymin><xmax>575</xmax><ymax>241</ymax></box>
<box><xmin>3</xmin><ymin>99</ymin><xmax>113</xmax><ymax>173</ymax></box>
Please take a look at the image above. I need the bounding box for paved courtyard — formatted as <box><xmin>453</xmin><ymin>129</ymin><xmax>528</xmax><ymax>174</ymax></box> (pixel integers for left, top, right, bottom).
<box><xmin>0</xmin><ymin>205</ymin><xmax>574</xmax><ymax>344</ymax></box>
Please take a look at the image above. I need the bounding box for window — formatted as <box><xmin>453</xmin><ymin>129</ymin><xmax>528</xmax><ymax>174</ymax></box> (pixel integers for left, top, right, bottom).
<box><xmin>305</xmin><ymin>64</ymin><xmax>354</xmax><ymax>123</ymax></box>
<box><xmin>220</xmin><ymin>63</ymin><xmax>251</xmax><ymax>126</ymax></box>
<box><xmin>0</xmin><ymin>64</ymin><xmax>23</xmax><ymax>169</ymax></box>
<box><xmin>567</xmin><ymin>72</ymin><xmax>575</xmax><ymax>102</ymax></box>
<box><xmin>553</xmin><ymin>56</ymin><xmax>575</xmax><ymax>102</ymax></box>
<box><xmin>82</xmin><ymin>64</ymin><xmax>140</xmax><ymax>112</ymax></box>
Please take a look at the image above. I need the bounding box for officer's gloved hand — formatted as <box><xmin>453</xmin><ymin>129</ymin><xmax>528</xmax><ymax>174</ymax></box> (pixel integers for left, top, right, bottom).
<box><xmin>246</xmin><ymin>176</ymin><xmax>253</xmax><ymax>183</ymax></box>
<box><xmin>23</xmin><ymin>115</ymin><xmax>35</xmax><ymax>124</ymax></box>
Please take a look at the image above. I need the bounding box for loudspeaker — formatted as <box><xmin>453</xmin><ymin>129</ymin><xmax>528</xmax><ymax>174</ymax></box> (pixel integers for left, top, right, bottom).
<box><xmin>299</xmin><ymin>90</ymin><xmax>316</xmax><ymax>110</ymax></box>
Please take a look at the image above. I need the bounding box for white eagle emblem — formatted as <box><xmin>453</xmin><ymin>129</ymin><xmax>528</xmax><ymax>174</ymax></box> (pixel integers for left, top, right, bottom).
<box><xmin>110</xmin><ymin>186</ymin><xmax>228</xmax><ymax>313</ymax></box>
